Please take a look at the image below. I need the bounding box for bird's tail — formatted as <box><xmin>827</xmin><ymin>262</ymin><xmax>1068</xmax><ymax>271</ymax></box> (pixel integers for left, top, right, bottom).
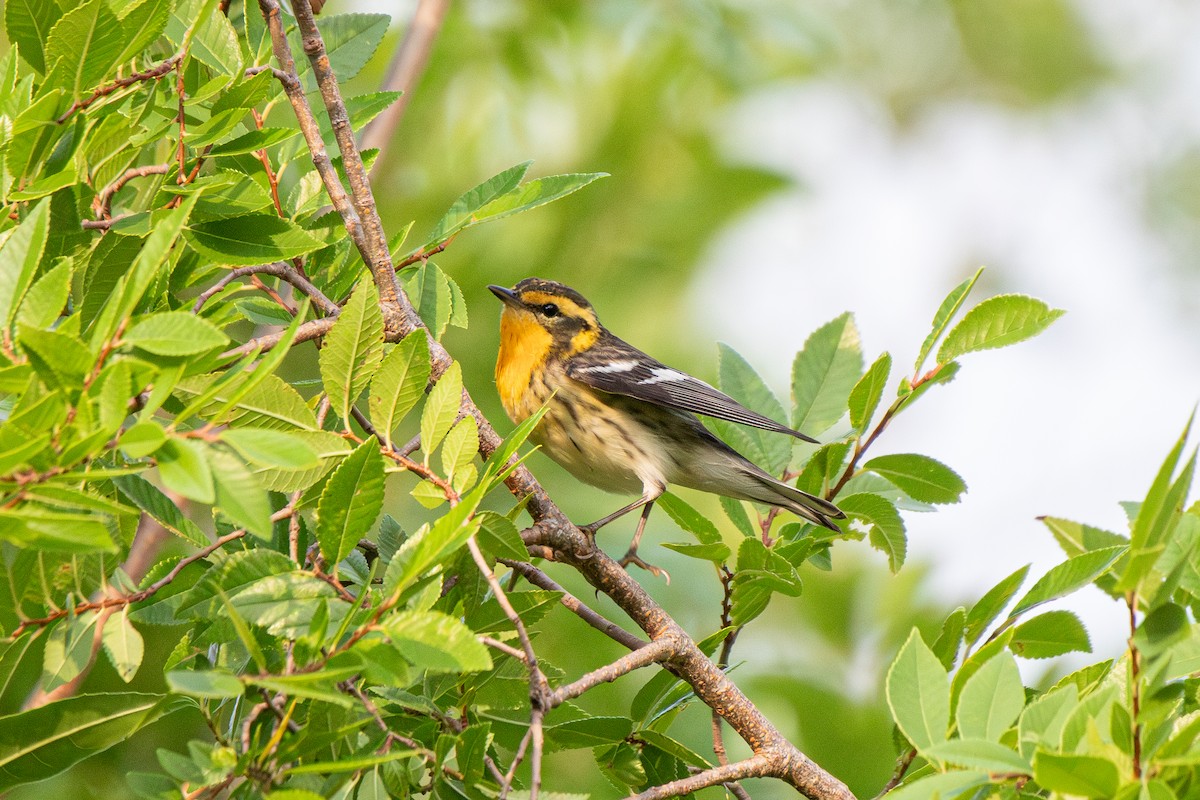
<box><xmin>740</xmin><ymin>468</ymin><xmax>846</xmax><ymax>531</ymax></box>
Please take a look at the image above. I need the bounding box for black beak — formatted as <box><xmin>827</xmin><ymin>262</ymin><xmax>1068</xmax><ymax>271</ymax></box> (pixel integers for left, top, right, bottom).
<box><xmin>488</xmin><ymin>285</ymin><xmax>522</xmax><ymax>307</ymax></box>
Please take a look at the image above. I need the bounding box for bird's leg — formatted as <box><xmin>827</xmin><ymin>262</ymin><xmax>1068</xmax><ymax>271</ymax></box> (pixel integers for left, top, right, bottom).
<box><xmin>618</xmin><ymin>500</ymin><xmax>670</xmax><ymax>583</ymax></box>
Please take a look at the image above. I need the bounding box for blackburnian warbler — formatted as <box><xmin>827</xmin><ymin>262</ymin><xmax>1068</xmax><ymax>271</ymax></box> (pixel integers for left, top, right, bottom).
<box><xmin>490</xmin><ymin>278</ymin><xmax>845</xmax><ymax>577</ymax></box>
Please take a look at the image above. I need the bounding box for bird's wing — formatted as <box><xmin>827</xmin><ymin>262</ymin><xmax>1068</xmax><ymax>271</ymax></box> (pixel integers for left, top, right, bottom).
<box><xmin>568</xmin><ymin>336</ymin><xmax>818</xmax><ymax>443</ymax></box>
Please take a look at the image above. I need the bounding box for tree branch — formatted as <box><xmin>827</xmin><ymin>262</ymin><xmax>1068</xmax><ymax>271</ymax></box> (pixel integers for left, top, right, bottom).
<box><xmin>549</xmin><ymin>636</ymin><xmax>678</xmax><ymax>707</ymax></box>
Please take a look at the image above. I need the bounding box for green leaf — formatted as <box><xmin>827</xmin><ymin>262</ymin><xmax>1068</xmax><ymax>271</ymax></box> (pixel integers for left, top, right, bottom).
<box><xmin>5</xmin><ymin>0</ymin><xmax>62</xmax><ymax>73</ymax></box>
<box><xmin>316</xmin><ymin>437</ymin><xmax>386</xmax><ymax>566</ymax></box>
<box><xmin>219</xmin><ymin>428</ymin><xmax>320</xmax><ymax>470</ymax></box>
<box><xmin>424</xmin><ymin>162</ymin><xmax>532</xmax><ymax>247</ymax></box>
<box><xmin>712</xmin><ymin>343</ymin><xmax>790</xmax><ymax>476</ymax></box>
<box><xmin>44</xmin><ymin>0</ymin><xmax>125</xmax><ymax>99</ymax></box>
<box><xmin>792</xmin><ymin>312</ymin><xmax>863</xmax><ymax>435</ymax></box>
<box><xmin>472</xmin><ymin>172</ymin><xmax>608</xmax><ymax>225</ymax></box>
<box><xmin>381</xmin><ymin>610</ymin><xmax>492</xmax><ymax>672</ymax></box>
<box><xmin>881</xmin><ymin>773</ymin><xmax>989</xmax><ymax>800</ymax></box>
<box><xmin>441</xmin><ymin>416</ymin><xmax>478</xmax><ymax>485</ymax></box>
<box><xmin>657</xmin><ymin>492</ymin><xmax>722</xmax><ymax>544</ymax></box>
<box><xmin>205</xmin><ymin>128</ymin><xmax>299</xmax><ymax>157</ymax></box>
<box><xmin>1010</xmin><ymin>545</ymin><xmax>1126</xmax><ymax>617</ymax></box>
<box><xmin>43</xmin><ymin>612</ymin><xmax>100</xmax><ymax>692</ymax></box>
<box><xmin>166</xmin><ymin>669</ymin><xmax>244</xmax><ymax>700</ymax></box>
<box><xmin>931</xmin><ymin>607</ymin><xmax>966</xmax><ymax>670</ymax></box>
<box><xmin>320</xmin><ymin>280</ymin><xmax>384</xmax><ymax>424</ymax></box>
<box><xmin>0</xmin><ymin>509</ymin><xmax>116</xmax><ymax>553</ymax></box>
<box><xmin>956</xmin><ymin>651</ymin><xmax>1023</xmax><ymax>740</ymax></box>
<box><xmin>210</xmin><ymin>448</ymin><xmax>273</xmax><ymax>539</ymax></box>
<box><xmin>16</xmin><ymin>258</ymin><xmax>72</xmax><ymax>331</ymax></box>
<box><xmin>720</xmin><ymin>496</ymin><xmax>756</xmax><ymax>538</ymax></box>
<box><xmin>101</xmin><ymin>608</ymin><xmax>144</xmax><ymax>683</ymax></box>
<box><xmin>937</xmin><ymin>294</ymin><xmax>1064</xmax><ymax>363</ymax></box>
<box><xmin>1121</xmin><ymin>418</ymin><xmax>1196</xmax><ymax>592</ymax></box>
<box><xmin>184</xmin><ymin>214</ymin><xmax>325</xmax><ymax>266</ymax></box>
<box><xmin>18</xmin><ymin>328</ymin><xmax>91</xmax><ymax>386</ymax></box>
<box><xmin>964</xmin><ymin>564</ymin><xmax>1029</xmax><ymax>645</ymax></box>
<box><xmin>921</xmin><ymin>739</ymin><xmax>1029</xmax><ymax>773</ymax></box>
<box><xmin>1033</xmin><ymin>751</ymin><xmax>1119</xmax><ymax>796</ymax></box>
<box><xmin>848</xmin><ymin>352</ymin><xmax>891</xmax><ymax>433</ymax></box>
<box><xmin>1010</xmin><ymin>610</ymin><xmax>1091</xmax><ymax>659</ymax></box>
<box><xmin>1133</xmin><ymin>602</ymin><xmax>1190</xmax><ymax>658</ymax></box>
<box><xmin>176</xmin><ymin>372</ymin><xmax>317</xmax><ymax>431</ymax></box>
<box><xmin>837</xmin><ymin>493</ymin><xmax>906</xmax><ymax>572</ymax></box>
<box><xmin>886</xmin><ymin>629</ymin><xmax>949</xmax><ymax>752</ymax></box>
<box><xmin>156</xmin><ymin>439</ymin><xmax>214</xmax><ymax>504</ymax></box>
<box><xmin>420</xmin><ymin>361</ymin><xmax>463</xmax><ymax>461</ymax></box>
<box><xmin>915</xmin><ymin>267</ymin><xmax>984</xmax><ymax>373</ymax></box>
<box><xmin>476</xmin><ymin>511</ymin><xmax>528</xmax><ymax>562</ymax></box>
<box><xmin>230</xmin><ymin>572</ymin><xmax>343</xmax><ymax>638</ymax></box>
<box><xmin>290</xmin><ymin>13</ymin><xmax>389</xmax><ymax>90</ymax></box>
<box><xmin>405</xmin><ymin>261</ymin><xmax>453</xmax><ymax>339</ymax></box>
<box><xmin>113</xmin><ymin>474</ymin><xmax>208</xmax><ymax>547</ymax></box>
<box><xmin>864</xmin><ymin>453</ymin><xmax>966</xmax><ymax>505</ymax></box>
<box><xmin>0</xmin><ymin>692</ymin><xmax>173</xmax><ymax>791</ymax></box>
<box><xmin>124</xmin><ymin>311</ymin><xmax>229</xmax><ymax>356</ymax></box>
<box><xmin>384</xmin><ymin>503</ymin><xmax>482</xmax><ymax>598</ymax></box>
<box><xmin>368</xmin><ymin>331</ymin><xmax>430</xmax><ymax>449</ymax></box>
<box><xmin>549</xmin><ymin>719</ymin><xmax>638</xmax><ymax>755</ymax></box>
<box><xmin>0</xmin><ymin>201</ymin><xmax>50</xmax><ymax>329</ymax></box>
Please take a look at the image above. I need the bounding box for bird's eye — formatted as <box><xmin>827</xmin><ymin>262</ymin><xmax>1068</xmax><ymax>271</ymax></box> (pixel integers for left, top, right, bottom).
<box><xmin>540</xmin><ymin>303</ymin><xmax>560</xmax><ymax>318</ymax></box>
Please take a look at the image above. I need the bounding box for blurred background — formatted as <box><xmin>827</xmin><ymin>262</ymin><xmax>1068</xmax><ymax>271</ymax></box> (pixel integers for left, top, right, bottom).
<box><xmin>358</xmin><ymin>0</ymin><xmax>1200</xmax><ymax>794</ymax></box>
<box><xmin>11</xmin><ymin>0</ymin><xmax>1200</xmax><ymax>797</ymax></box>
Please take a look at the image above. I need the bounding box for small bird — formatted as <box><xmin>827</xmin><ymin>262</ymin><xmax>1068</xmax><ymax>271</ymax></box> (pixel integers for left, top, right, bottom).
<box><xmin>489</xmin><ymin>278</ymin><xmax>845</xmax><ymax>578</ymax></box>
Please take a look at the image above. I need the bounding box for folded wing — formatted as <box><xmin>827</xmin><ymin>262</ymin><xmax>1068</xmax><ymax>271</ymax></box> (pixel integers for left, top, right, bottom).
<box><xmin>568</xmin><ymin>341</ymin><xmax>818</xmax><ymax>443</ymax></box>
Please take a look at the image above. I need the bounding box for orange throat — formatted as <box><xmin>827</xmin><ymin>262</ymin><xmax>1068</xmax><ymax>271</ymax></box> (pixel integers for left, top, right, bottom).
<box><xmin>495</xmin><ymin>310</ymin><xmax>553</xmax><ymax>421</ymax></box>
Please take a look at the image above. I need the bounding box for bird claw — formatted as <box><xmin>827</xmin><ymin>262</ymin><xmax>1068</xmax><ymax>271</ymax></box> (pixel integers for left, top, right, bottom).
<box><xmin>619</xmin><ymin>549</ymin><xmax>670</xmax><ymax>584</ymax></box>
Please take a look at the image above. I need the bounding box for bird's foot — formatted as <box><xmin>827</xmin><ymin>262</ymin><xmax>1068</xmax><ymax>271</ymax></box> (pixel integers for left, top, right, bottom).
<box><xmin>619</xmin><ymin>548</ymin><xmax>670</xmax><ymax>584</ymax></box>
<box><xmin>571</xmin><ymin>523</ymin><xmax>599</xmax><ymax>561</ymax></box>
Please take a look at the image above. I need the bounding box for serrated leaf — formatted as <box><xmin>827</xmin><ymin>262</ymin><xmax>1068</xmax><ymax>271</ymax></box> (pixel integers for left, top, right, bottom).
<box><xmin>441</xmin><ymin>416</ymin><xmax>478</xmax><ymax>483</ymax></box>
<box><xmin>16</xmin><ymin>257</ymin><xmax>71</xmax><ymax>331</ymax></box>
<box><xmin>0</xmin><ymin>692</ymin><xmax>172</xmax><ymax>791</ymax></box>
<box><xmin>166</xmin><ymin>669</ymin><xmax>243</xmax><ymax>699</ymax></box>
<box><xmin>101</xmin><ymin>608</ymin><xmax>144</xmax><ymax>683</ymax></box>
<box><xmin>368</xmin><ymin>331</ymin><xmax>430</xmax><ymax>449</ymax></box>
<box><xmin>964</xmin><ymin>564</ymin><xmax>1029</xmax><ymax>645</ymax></box>
<box><xmin>1010</xmin><ymin>545</ymin><xmax>1126</xmax><ymax>617</ymax></box>
<box><xmin>156</xmin><ymin>439</ymin><xmax>214</xmax><ymax>504</ymax></box>
<box><xmin>230</xmin><ymin>572</ymin><xmax>344</xmax><ymax>638</ymax></box>
<box><xmin>290</xmin><ymin>13</ymin><xmax>389</xmax><ymax>90</ymax></box>
<box><xmin>1033</xmin><ymin>751</ymin><xmax>1119</xmax><ymax>796</ymax></box>
<box><xmin>915</xmin><ymin>268</ymin><xmax>983</xmax><ymax>373</ymax></box>
<box><xmin>848</xmin><ymin>351</ymin><xmax>891</xmax><ymax>433</ymax></box>
<box><xmin>420</xmin><ymin>361</ymin><xmax>462</xmax><ymax>462</ymax></box>
<box><xmin>42</xmin><ymin>612</ymin><xmax>99</xmax><ymax>692</ymax></box>
<box><xmin>18</xmin><ymin>328</ymin><xmax>91</xmax><ymax>386</ymax></box>
<box><xmin>922</xmin><ymin>739</ymin><xmax>1029</xmax><ymax>773</ymax></box>
<box><xmin>657</xmin><ymin>492</ymin><xmax>722</xmax><ymax>545</ymax></box>
<box><xmin>712</xmin><ymin>343</ymin><xmax>790</xmax><ymax>476</ymax></box>
<box><xmin>473</xmin><ymin>172</ymin><xmax>608</xmax><ymax>224</ymax></box>
<box><xmin>44</xmin><ymin>0</ymin><xmax>124</xmax><ymax>99</ymax></box>
<box><xmin>792</xmin><ymin>313</ymin><xmax>863</xmax><ymax>435</ymax></box>
<box><xmin>864</xmin><ymin>453</ymin><xmax>966</xmax><ymax>505</ymax></box>
<box><xmin>124</xmin><ymin>311</ymin><xmax>229</xmax><ymax>356</ymax></box>
<box><xmin>210</xmin><ymin>448</ymin><xmax>273</xmax><ymax>539</ymax></box>
<box><xmin>1010</xmin><ymin>610</ymin><xmax>1091</xmax><ymax>659</ymax></box>
<box><xmin>316</xmin><ymin>437</ymin><xmax>385</xmax><ymax>565</ymax></box>
<box><xmin>476</xmin><ymin>511</ymin><xmax>527</xmax><ymax>561</ymax></box>
<box><xmin>320</xmin><ymin>280</ymin><xmax>385</xmax><ymax>424</ymax></box>
<box><xmin>184</xmin><ymin>214</ymin><xmax>325</xmax><ymax>266</ymax></box>
<box><xmin>219</xmin><ymin>428</ymin><xmax>320</xmax><ymax>470</ymax></box>
<box><xmin>113</xmin><ymin>474</ymin><xmax>207</xmax><ymax>547</ymax></box>
<box><xmin>0</xmin><ymin>201</ymin><xmax>50</xmax><ymax>329</ymax></box>
<box><xmin>0</xmin><ymin>509</ymin><xmax>116</xmax><ymax>553</ymax></box>
<box><xmin>546</xmin><ymin>716</ymin><xmax>634</xmax><ymax>750</ymax></box>
<box><xmin>886</xmin><ymin>629</ymin><xmax>949</xmax><ymax>752</ymax></box>
<box><xmin>937</xmin><ymin>294</ymin><xmax>1064</xmax><ymax>363</ymax></box>
<box><xmin>837</xmin><ymin>493</ymin><xmax>906</xmax><ymax>572</ymax></box>
<box><xmin>206</xmin><ymin>128</ymin><xmax>299</xmax><ymax>157</ymax></box>
<box><xmin>719</xmin><ymin>496</ymin><xmax>755</xmax><ymax>538</ymax></box>
<box><xmin>382</xmin><ymin>610</ymin><xmax>492</xmax><ymax>673</ymax></box>
<box><xmin>956</xmin><ymin>651</ymin><xmax>1023</xmax><ymax>741</ymax></box>
<box><xmin>1121</xmin><ymin>418</ymin><xmax>1196</xmax><ymax>592</ymax></box>
<box><xmin>931</xmin><ymin>607</ymin><xmax>966</xmax><ymax>670</ymax></box>
<box><xmin>175</xmin><ymin>372</ymin><xmax>317</xmax><ymax>431</ymax></box>
<box><xmin>423</xmin><ymin>162</ymin><xmax>531</xmax><ymax>247</ymax></box>
<box><xmin>5</xmin><ymin>0</ymin><xmax>62</xmax><ymax>74</ymax></box>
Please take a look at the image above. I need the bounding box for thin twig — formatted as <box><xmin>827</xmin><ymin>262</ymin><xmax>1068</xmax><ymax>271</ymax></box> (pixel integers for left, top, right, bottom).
<box><xmin>467</xmin><ymin>537</ymin><xmax>547</xmax><ymax>800</ymax></box>
<box><xmin>57</xmin><ymin>55</ymin><xmax>182</xmax><ymax>123</ymax></box>
<box><xmin>501</xmin><ymin>559</ymin><xmax>646</xmax><ymax>651</ymax></box>
<box><xmin>630</xmin><ymin>755</ymin><xmax>772</xmax><ymax>800</ymax></box>
<box><xmin>549</xmin><ymin>637</ymin><xmax>678</xmax><ymax>707</ymax></box>
<box><xmin>220</xmin><ymin>316</ymin><xmax>335</xmax><ymax>359</ymax></box>
<box><xmin>93</xmin><ymin>164</ymin><xmax>170</xmax><ymax>219</ymax></box>
<box><xmin>193</xmin><ymin>261</ymin><xmax>338</xmax><ymax>316</ymax></box>
<box><xmin>361</xmin><ymin>0</ymin><xmax>452</xmax><ymax>176</ymax></box>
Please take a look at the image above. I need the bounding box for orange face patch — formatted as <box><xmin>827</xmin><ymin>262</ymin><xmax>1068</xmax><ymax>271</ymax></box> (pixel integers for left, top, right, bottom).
<box><xmin>495</xmin><ymin>306</ymin><xmax>554</xmax><ymax>418</ymax></box>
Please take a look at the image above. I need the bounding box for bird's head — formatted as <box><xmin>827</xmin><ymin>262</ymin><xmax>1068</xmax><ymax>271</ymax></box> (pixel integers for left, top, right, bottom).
<box><xmin>489</xmin><ymin>278</ymin><xmax>601</xmax><ymax>355</ymax></box>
